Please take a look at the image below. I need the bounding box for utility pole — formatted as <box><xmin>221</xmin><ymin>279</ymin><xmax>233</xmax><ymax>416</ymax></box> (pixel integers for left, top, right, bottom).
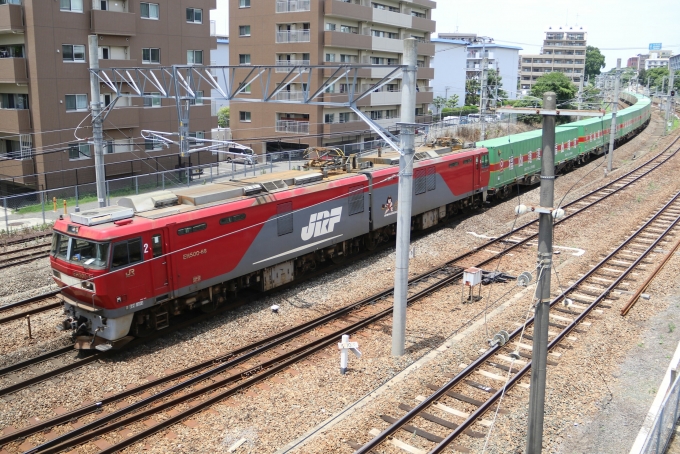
<box><xmin>88</xmin><ymin>35</ymin><xmax>106</xmax><ymax>208</ymax></box>
<box><xmin>607</xmin><ymin>58</ymin><xmax>621</xmax><ymax>174</ymax></box>
<box><xmin>391</xmin><ymin>38</ymin><xmax>417</xmax><ymax>357</ymax></box>
<box><xmin>576</xmin><ymin>76</ymin><xmax>584</xmax><ymax>120</ymax></box>
<box><xmin>647</xmin><ymin>77</ymin><xmax>651</xmax><ymax>96</ymax></box>
<box><xmin>480</xmin><ymin>41</ymin><xmax>488</xmax><ymax>140</ymax></box>
<box><xmin>666</xmin><ymin>69</ymin><xmax>675</xmax><ymax>136</ymax></box>
<box><xmin>525</xmin><ymin>91</ymin><xmax>557</xmax><ymax>454</ymax></box>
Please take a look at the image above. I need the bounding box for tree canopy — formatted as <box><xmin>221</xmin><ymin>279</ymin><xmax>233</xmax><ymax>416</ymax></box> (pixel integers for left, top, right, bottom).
<box><xmin>585</xmin><ymin>46</ymin><xmax>606</xmax><ymax>80</ymax></box>
<box><xmin>217</xmin><ymin>106</ymin><xmax>230</xmax><ymax>128</ymax></box>
<box><xmin>530</xmin><ymin>72</ymin><xmax>578</xmax><ymax>107</ymax></box>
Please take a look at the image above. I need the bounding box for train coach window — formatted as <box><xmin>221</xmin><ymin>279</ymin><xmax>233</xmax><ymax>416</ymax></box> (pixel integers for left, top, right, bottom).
<box><xmin>463</xmin><ymin>159</ymin><xmax>472</xmax><ymax>164</ymax></box>
<box><xmin>68</xmin><ymin>239</ymin><xmax>110</xmax><ymax>269</ymax></box>
<box><xmin>111</xmin><ymin>238</ymin><xmax>143</xmax><ymax>269</ymax></box>
<box><xmin>481</xmin><ymin>155</ymin><xmax>489</xmax><ymax>167</ymax></box>
<box><xmin>448</xmin><ymin>162</ymin><xmax>459</xmax><ymax>167</ymax></box>
<box><xmin>220</xmin><ymin>213</ymin><xmax>246</xmax><ymax>225</ymax></box>
<box><xmin>177</xmin><ymin>223</ymin><xmax>207</xmax><ymax>236</ymax></box>
<box><xmin>51</xmin><ymin>233</ymin><xmax>69</xmax><ymax>260</ymax></box>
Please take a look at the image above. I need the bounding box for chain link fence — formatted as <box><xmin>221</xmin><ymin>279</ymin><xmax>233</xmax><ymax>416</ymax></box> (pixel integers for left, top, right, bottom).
<box><xmin>641</xmin><ymin>372</ymin><xmax>680</xmax><ymax>454</ymax></box>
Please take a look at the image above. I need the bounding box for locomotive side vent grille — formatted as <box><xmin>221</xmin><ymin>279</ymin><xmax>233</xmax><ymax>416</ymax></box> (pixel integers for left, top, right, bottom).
<box><xmin>243</xmin><ymin>184</ymin><xmax>264</xmax><ymax>196</ymax></box>
<box><xmin>293</xmin><ymin>173</ymin><xmax>323</xmax><ymax>186</ymax></box>
<box><xmin>414</xmin><ymin>168</ymin><xmax>427</xmax><ymax>195</ymax></box>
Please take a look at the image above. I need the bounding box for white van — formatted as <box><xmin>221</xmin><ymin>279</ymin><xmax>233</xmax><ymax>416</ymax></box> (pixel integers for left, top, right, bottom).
<box><xmin>467</xmin><ymin>114</ymin><xmax>481</xmax><ymax>123</ymax></box>
<box><xmin>442</xmin><ymin>116</ymin><xmax>460</xmax><ymax>126</ymax></box>
<box><xmin>224</xmin><ymin>147</ymin><xmax>256</xmax><ymax>165</ymax></box>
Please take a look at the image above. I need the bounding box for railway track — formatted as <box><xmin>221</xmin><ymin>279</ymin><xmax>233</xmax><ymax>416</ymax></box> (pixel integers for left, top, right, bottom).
<box><xmin>0</xmin><ymin>244</ymin><xmax>51</xmax><ymax>271</ymax></box>
<box><xmin>352</xmin><ymin>190</ymin><xmax>680</xmax><ymax>454</ymax></box>
<box><xmin>0</xmin><ymin>231</ymin><xmax>52</xmax><ymax>248</ymax></box>
<box><xmin>3</xmin><ymin>128</ymin><xmax>678</xmax><ymax>453</ymax></box>
<box><xmin>0</xmin><ymin>290</ymin><xmax>62</xmax><ymax>325</ymax></box>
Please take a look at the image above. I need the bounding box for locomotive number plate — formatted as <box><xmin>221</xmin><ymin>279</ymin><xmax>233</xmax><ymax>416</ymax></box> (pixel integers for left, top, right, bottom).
<box><xmin>183</xmin><ymin>249</ymin><xmax>207</xmax><ymax>260</ymax></box>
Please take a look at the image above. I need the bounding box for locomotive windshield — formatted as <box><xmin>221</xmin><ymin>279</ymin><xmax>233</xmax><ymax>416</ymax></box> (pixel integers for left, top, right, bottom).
<box><xmin>51</xmin><ymin>233</ymin><xmax>110</xmax><ymax>269</ymax></box>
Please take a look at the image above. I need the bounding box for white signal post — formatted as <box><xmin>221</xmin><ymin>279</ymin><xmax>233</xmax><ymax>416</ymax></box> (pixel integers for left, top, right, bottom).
<box><xmin>338</xmin><ymin>334</ymin><xmax>361</xmax><ymax>375</ymax></box>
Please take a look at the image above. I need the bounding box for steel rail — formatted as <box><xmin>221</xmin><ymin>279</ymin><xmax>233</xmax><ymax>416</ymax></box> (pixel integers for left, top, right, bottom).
<box><xmin>0</xmin><ymin>290</ymin><xmax>60</xmax><ymax>314</ymax></box>
<box><xmin>0</xmin><ymin>232</ymin><xmax>52</xmax><ymax>248</ymax></box>
<box><xmin>0</xmin><ymin>243</ymin><xmax>51</xmax><ymax>258</ymax></box>
<box><xmin>358</xmin><ymin>191</ymin><xmax>680</xmax><ymax>454</ymax></box>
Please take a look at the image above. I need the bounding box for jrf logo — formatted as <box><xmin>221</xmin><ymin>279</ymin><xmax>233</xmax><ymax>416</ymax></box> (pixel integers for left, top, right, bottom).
<box><xmin>301</xmin><ymin>207</ymin><xmax>342</xmax><ymax>241</ymax></box>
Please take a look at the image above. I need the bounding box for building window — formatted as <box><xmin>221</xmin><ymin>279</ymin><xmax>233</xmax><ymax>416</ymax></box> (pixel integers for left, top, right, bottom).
<box><xmin>143</xmin><ymin>92</ymin><xmax>161</xmax><ymax>107</ymax></box>
<box><xmin>60</xmin><ymin>0</ymin><xmax>83</xmax><ymax>12</ymax></box>
<box><xmin>324</xmin><ymin>113</ymin><xmax>335</xmax><ymax>123</ymax></box>
<box><xmin>65</xmin><ymin>94</ymin><xmax>88</xmax><ymax>111</ymax></box>
<box><xmin>62</xmin><ymin>45</ymin><xmax>85</xmax><ymax>62</ymax></box>
<box><xmin>239</xmin><ymin>54</ymin><xmax>251</xmax><ymax>65</ymax></box>
<box><xmin>69</xmin><ymin>143</ymin><xmax>91</xmax><ymax>160</ymax></box>
<box><xmin>339</xmin><ymin>112</ymin><xmax>353</xmax><ymax>123</ymax></box>
<box><xmin>145</xmin><ymin>138</ymin><xmax>162</xmax><ymax>150</ymax></box>
<box><xmin>187</xmin><ymin>50</ymin><xmax>203</xmax><ymax>65</ymax></box>
<box><xmin>188</xmin><ymin>131</ymin><xmax>205</xmax><ymax>146</ymax></box>
<box><xmin>239</xmin><ymin>111</ymin><xmax>251</xmax><ymax>122</ymax></box>
<box><xmin>369</xmin><ymin>110</ymin><xmax>383</xmax><ymax>120</ymax></box>
<box><xmin>142</xmin><ymin>48</ymin><xmax>160</xmax><ymax>64</ymax></box>
<box><xmin>325</xmin><ymin>23</ymin><xmax>336</xmax><ymax>31</ymax></box>
<box><xmin>239</xmin><ymin>0</ymin><xmax>250</xmax><ymax>7</ymax></box>
<box><xmin>189</xmin><ymin>90</ymin><xmax>204</xmax><ymax>105</ymax></box>
<box><xmin>325</xmin><ymin>53</ymin><xmax>335</xmax><ymax>62</ymax></box>
<box><xmin>239</xmin><ymin>25</ymin><xmax>251</xmax><ymax>36</ymax></box>
<box><xmin>240</xmin><ymin>84</ymin><xmax>251</xmax><ymax>94</ymax></box>
<box><xmin>186</xmin><ymin>8</ymin><xmax>202</xmax><ymax>23</ymax></box>
<box><xmin>140</xmin><ymin>2</ymin><xmax>159</xmax><ymax>19</ymax></box>
<box><xmin>0</xmin><ymin>93</ymin><xmax>28</xmax><ymax>109</ymax></box>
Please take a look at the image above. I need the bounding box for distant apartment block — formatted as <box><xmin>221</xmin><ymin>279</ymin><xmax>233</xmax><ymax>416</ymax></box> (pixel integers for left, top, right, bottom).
<box><xmin>670</xmin><ymin>54</ymin><xmax>680</xmax><ymax>72</ymax></box>
<box><xmin>645</xmin><ymin>51</ymin><xmax>672</xmax><ymax>70</ymax></box>
<box><xmin>627</xmin><ymin>56</ymin><xmax>639</xmax><ymax>69</ymax></box>
<box><xmin>431</xmin><ymin>36</ymin><xmax>521</xmax><ymax>108</ymax></box>
<box><xmin>519</xmin><ymin>25</ymin><xmax>586</xmax><ymax>94</ymax></box>
<box><xmin>210</xmin><ymin>36</ymin><xmax>229</xmax><ymax>115</ymax></box>
<box><xmin>229</xmin><ymin>0</ymin><xmax>436</xmax><ymax>151</ymax></box>
<box><xmin>0</xmin><ymin>0</ymin><xmax>217</xmax><ymax>195</ymax></box>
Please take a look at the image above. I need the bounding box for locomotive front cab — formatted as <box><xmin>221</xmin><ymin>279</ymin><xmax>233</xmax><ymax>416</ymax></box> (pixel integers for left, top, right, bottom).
<box><xmin>51</xmin><ymin>206</ymin><xmax>140</xmax><ymax>349</ymax></box>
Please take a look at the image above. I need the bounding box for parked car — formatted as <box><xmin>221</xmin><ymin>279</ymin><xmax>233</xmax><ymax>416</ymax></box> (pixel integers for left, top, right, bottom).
<box><xmin>442</xmin><ymin>116</ymin><xmax>460</xmax><ymax>126</ymax></box>
<box><xmin>467</xmin><ymin>113</ymin><xmax>480</xmax><ymax>123</ymax></box>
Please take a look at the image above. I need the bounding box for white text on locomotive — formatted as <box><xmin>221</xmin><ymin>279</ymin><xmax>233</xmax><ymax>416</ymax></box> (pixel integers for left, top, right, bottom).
<box><xmin>301</xmin><ymin>207</ymin><xmax>342</xmax><ymax>241</ymax></box>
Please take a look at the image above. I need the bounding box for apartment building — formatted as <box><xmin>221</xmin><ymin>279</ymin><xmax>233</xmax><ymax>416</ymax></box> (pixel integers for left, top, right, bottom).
<box><xmin>519</xmin><ymin>25</ymin><xmax>586</xmax><ymax>94</ymax></box>
<box><xmin>645</xmin><ymin>51</ymin><xmax>672</xmax><ymax>70</ymax></box>
<box><xmin>627</xmin><ymin>56</ymin><xmax>639</xmax><ymax>69</ymax></box>
<box><xmin>670</xmin><ymin>55</ymin><xmax>680</xmax><ymax>72</ymax></box>
<box><xmin>0</xmin><ymin>0</ymin><xmax>216</xmax><ymax>196</ymax></box>
<box><xmin>229</xmin><ymin>0</ymin><xmax>436</xmax><ymax>151</ymax></box>
<box><xmin>465</xmin><ymin>43</ymin><xmax>521</xmax><ymax>100</ymax></box>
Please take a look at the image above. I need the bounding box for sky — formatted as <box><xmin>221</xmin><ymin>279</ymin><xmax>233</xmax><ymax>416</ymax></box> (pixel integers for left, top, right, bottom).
<box><xmin>210</xmin><ymin>0</ymin><xmax>680</xmax><ymax>71</ymax></box>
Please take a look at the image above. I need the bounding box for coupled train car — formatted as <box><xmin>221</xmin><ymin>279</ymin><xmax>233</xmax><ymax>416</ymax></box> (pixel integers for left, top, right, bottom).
<box><xmin>51</xmin><ymin>147</ymin><xmax>490</xmax><ymax>350</ymax></box>
<box><xmin>51</xmin><ymin>93</ymin><xmax>652</xmax><ymax>350</ymax></box>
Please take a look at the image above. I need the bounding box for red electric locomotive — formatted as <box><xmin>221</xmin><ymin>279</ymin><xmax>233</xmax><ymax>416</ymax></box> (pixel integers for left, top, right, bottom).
<box><xmin>51</xmin><ymin>147</ymin><xmax>490</xmax><ymax>350</ymax></box>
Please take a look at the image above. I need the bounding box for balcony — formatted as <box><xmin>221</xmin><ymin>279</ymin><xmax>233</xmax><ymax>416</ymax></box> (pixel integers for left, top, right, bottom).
<box><xmin>91</xmin><ymin>10</ymin><xmax>137</xmax><ymax>36</ymax></box>
<box><xmin>417</xmin><ymin>66</ymin><xmax>434</xmax><ymax>79</ymax></box>
<box><xmin>324</xmin><ymin>31</ymin><xmax>371</xmax><ymax>50</ymax></box>
<box><xmin>276</xmin><ymin>120</ymin><xmax>309</xmax><ymax>134</ymax></box>
<box><xmin>273</xmin><ymin>91</ymin><xmax>306</xmax><ymax>101</ymax></box>
<box><xmin>98</xmin><ymin>59</ymin><xmax>139</xmax><ymax>69</ymax></box>
<box><xmin>357</xmin><ymin>91</ymin><xmax>402</xmax><ymax>107</ymax></box>
<box><xmin>411</xmin><ymin>15</ymin><xmax>435</xmax><ymax>33</ymax></box>
<box><xmin>102</xmin><ymin>106</ymin><xmax>139</xmax><ymax>130</ymax></box>
<box><xmin>416</xmin><ymin>90</ymin><xmax>433</xmax><ymax>105</ymax></box>
<box><xmin>324</xmin><ymin>0</ymin><xmax>371</xmax><ymax>21</ymax></box>
<box><xmin>276</xmin><ymin>30</ymin><xmax>311</xmax><ymax>43</ymax></box>
<box><xmin>323</xmin><ymin>120</ymin><xmax>366</xmax><ymax>135</ymax></box>
<box><xmin>372</xmin><ymin>7</ymin><xmax>411</xmax><ymax>28</ymax></box>
<box><xmin>0</xmin><ymin>109</ymin><xmax>31</xmax><ymax>134</ymax></box>
<box><xmin>276</xmin><ymin>0</ymin><xmax>311</xmax><ymax>13</ymax></box>
<box><xmin>0</xmin><ymin>58</ymin><xmax>27</xmax><ymax>83</ymax></box>
<box><xmin>275</xmin><ymin>60</ymin><xmax>310</xmax><ymax>73</ymax></box>
<box><xmin>0</xmin><ymin>3</ymin><xmax>23</xmax><ymax>33</ymax></box>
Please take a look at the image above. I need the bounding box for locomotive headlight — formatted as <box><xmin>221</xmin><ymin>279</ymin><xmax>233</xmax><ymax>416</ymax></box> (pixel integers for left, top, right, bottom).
<box><xmin>81</xmin><ymin>281</ymin><xmax>95</xmax><ymax>291</ymax></box>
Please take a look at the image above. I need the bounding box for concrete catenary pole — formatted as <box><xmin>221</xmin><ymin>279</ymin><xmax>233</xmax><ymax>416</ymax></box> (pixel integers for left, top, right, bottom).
<box><xmin>391</xmin><ymin>38</ymin><xmax>417</xmax><ymax>357</ymax></box>
<box><xmin>666</xmin><ymin>69</ymin><xmax>675</xmax><ymax>135</ymax></box>
<box><xmin>607</xmin><ymin>58</ymin><xmax>621</xmax><ymax>173</ymax></box>
<box><xmin>88</xmin><ymin>35</ymin><xmax>106</xmax><ymax>208</ymax></box>
<box><xmin>480</xmin><ymin>41</ymin><xmax>488</xmax><ymax>140</ymax></box>
<box><xmin>525</xmin><ymin>91</ymin><xmax>557</xmax><ymax>454</ymax></box>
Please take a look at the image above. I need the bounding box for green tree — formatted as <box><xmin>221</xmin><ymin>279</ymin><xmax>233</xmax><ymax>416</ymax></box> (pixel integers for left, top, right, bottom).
<box><xmin>585</xmin><ymin>46</ymin><xmax>606</xmax><ymax>80</ymax></box>
<box><xmin>637</xmin><ymin>67</ymin><xmax>647</xmax><ymax>85</ymax></box>
<box><xmin>487</xmin><ymin>69</ymin><xmax>508</xmax><ymax>102</ymax></box>
<box><xmin>432</xmin><ymin>96</ymin><xmax>447</xmax><ymax>118</ymax></box>
<box><xmin>465</xmin><ymin>79</ymin><xmax>480</xmax><ymax>106</ymax></box>
<box><xmin>647</xmin><ymin>67</ymin><xmax>669</xmax><ymax>91</ymax></box>
<box><xmin>531</xmin><ymin>72</ymin><xmax>578</xmax><ymax>107</ymax></box>
<box><xmin>445</xmin><ymin>94</ymin><xmax>460</xmax><ymax>110</ymax></box>
<box><xmin>217</xmin><ymin>106</ymin><xmax>230</xmax><ymax>128</ymax></box>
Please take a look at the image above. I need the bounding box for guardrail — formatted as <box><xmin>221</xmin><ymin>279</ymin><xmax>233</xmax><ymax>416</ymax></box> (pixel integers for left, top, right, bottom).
<box><xmin>640</xmin><ymin>372</ymin><xmax>680</xmax><ymax>454</ymax></box>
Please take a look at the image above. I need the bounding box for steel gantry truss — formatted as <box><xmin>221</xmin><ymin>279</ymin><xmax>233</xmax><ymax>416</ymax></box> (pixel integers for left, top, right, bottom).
<box><xmin>88</xmin><ymin>63</ymin><xmax>409</xmax><ymax>155</ymax></box>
